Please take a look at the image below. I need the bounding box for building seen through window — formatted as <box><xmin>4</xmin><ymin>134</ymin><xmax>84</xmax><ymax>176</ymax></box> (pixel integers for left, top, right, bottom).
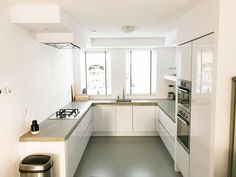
<box><xmin>80</xmin><ymin>51</ymin><xmax>111</xmax><ymax>96</ymax></box>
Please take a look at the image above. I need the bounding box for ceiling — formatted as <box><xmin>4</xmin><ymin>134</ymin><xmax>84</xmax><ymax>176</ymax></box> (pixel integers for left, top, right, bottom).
<box><xmin>5</xmin><ymin>0</ymin><xmax>200</xmax><ymax>38</ymax></box>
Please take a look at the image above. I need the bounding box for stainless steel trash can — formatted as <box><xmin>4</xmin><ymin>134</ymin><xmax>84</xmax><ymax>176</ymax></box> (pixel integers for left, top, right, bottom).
<box><xmin>19</xmin><ymin>155</ymin><xmax>53</xmax><ymax>177</ymax></box>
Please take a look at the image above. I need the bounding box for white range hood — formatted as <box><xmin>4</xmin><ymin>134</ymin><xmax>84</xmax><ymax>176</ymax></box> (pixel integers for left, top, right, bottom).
<box><xmin>36</xmin><ymin>33</ymin><xmax>80</xmax><ymax>49</ymax></box>
<box><xmin>11</xmin><ymin>5</ymin><xmax>87</xmax><ymax>49</ymax></box>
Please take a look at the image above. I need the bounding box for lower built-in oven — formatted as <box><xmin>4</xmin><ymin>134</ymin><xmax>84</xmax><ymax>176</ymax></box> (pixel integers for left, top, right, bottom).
<box><xmin>177</xmin><ymin>80</ymin><xmax>191</xmax><ymax>113</ymax></box>
<box><xmin>177</xmin><ymin>107</ymin><xmax>190</xmax><ymax>154</ymax></box>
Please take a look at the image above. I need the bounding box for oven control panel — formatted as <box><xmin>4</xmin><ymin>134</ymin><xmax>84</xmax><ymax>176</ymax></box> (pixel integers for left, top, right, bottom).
<box><xmin>177</xmin><ymin>107</ymin><xmax>190</xmax><ymax>121</ymax></box>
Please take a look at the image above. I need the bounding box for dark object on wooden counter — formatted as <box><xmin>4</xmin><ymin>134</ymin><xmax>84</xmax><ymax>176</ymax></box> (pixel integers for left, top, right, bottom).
<box><xmin>31</xmin><ymin>120</ymin><xmax>39</xmax><ymax>135</ymax></box>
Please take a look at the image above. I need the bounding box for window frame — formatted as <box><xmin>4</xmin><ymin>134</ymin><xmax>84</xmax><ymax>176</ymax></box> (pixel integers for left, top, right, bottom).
<box><xmin>84</xmin><ymin>51</ymin><xmax>110</xmax><ymax>96</ymax></box>
<box><xmin>127</xmin><ymin>49</ymin><xmax>156</xmax><ymax>95</ymax></box>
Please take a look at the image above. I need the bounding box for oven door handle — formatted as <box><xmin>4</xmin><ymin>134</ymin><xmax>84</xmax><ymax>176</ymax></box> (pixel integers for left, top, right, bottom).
<box><xmin>177</xmin><ymin>116</ymin><xmax>189</xmax><ymax>125</ymax></box>
<box><xmin>178</xmin><ymin>87</ymin><xmax>190</xmax><ymax>93</ymax></box>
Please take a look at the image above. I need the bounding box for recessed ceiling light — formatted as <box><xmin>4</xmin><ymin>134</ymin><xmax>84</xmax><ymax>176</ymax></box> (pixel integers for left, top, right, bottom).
<box><xmin>121</xmin><ymin>25</ymin><xmax>136</xmax><ymax>33</ymax></box>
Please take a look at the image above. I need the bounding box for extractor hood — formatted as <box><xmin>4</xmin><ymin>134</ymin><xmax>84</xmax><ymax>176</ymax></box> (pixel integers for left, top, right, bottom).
<box><xmin>45</xmin><ymin>43</ymin><xmax>80</xmax><ymax>49</ymax></box>
<box><xmin>36</xmin><ymin>33</ymin><xmax>81</xmax><ymax>50</ymax></box>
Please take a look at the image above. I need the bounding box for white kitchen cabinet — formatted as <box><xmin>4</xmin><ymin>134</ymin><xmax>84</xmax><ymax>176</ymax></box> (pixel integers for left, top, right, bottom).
<box><xmin>133</xmin><ymin>106</ymin><xmax>156</xmax><ymax>132</ymax></box>
<box><xmin>159</xmin><ymin>109</ymin><xmax>176</xmax><ymax>140</ymax></box>
<box><xmin>190</xmin><ymin>34</ymin><xmax>214</xmax><ymax>177</ymax></box>
<box><xmin>156</xmin><ymin>106</ymin><xmax>160</xmax><ymax>132</ymax></box>
<box><xmin>67</xmin><ymin>121</ymin><xmax>93</xmax><ymax>177</ymax></box>
<box><xmin>159</xmin><ymin>121</ymin><xmax>175</xmax><ymax>159</ymax></box>
<box><xmin>116</xmin><ymin>106</ymin><xmax>133</xmax><ymax>132</ymax></box>
<box><xmin>66</xmin><ymin>109</ymin><xmax>93</xmax><ymax>177</ymax></box>
<box><xmin>93</xmin><ymin>105</ymin><xmax>116</xmax><ymax>132</ymax></box>
<box><xmin>158</xmin><ymin>108</ymin><xmax>175</xmax><ymax>160</ymax></box>
<box><xmin>66</xmin><ymin>110</ymin><xmax>92</xmax><ymax>162</ymax></box>
<box><xmin>176</xmin><ymin>42</ymin><xmax>192</xmax><ymax>81</ymax></box>
<box><xmin>176</xmin><ymin>141</ymin><xmax>190</xmax><ymax>177</ymax></box>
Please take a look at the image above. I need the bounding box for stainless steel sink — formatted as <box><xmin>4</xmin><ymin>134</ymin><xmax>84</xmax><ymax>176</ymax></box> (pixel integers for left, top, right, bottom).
<box><xmin>116</xmin><ymin>99</ymin><xmax>132</xmax><ymax>103</ymax></box>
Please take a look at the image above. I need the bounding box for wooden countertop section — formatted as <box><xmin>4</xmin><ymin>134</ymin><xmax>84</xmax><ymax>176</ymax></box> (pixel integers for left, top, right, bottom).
<box><xmin>19</xmin><ymin>99</ymin><xmax>175</xmax><ymax>142</ymax></box>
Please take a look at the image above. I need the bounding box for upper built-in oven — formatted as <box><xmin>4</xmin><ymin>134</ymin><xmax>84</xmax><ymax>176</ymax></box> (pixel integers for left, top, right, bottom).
<box><xmin>178</xmin><ymin>80</ymin><xmax>191</xmax><ymax>113</ymax></box>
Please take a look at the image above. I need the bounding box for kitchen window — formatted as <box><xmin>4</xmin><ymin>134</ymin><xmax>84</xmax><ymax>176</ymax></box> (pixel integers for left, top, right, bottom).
<box><xmin>80</xmin><ymin>51</ymin><xmax>111</xmax><ymax>95</ymax></box>
<box><xmin>126</xmin><ymin>50</ymin><xmax>157</xmax><ymax>95</ymax></box>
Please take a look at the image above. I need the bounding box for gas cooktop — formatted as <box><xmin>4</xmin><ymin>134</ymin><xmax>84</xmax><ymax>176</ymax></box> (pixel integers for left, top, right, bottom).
<box><xmin>49</xmin><ymin>109</ymin><xmax>80</xmax><ymax>120</ymax></box>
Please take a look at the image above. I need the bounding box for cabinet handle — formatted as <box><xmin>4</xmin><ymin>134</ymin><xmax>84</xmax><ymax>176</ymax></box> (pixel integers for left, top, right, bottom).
<box><xmin>177</xmin><ymin>117</ymin><xmax>189</xmax><ymax>125</ymax></box>
<box><xmin>178</xmin><ymin>87</ymin><xmax>190</xmax><ymax>93</ymax></box>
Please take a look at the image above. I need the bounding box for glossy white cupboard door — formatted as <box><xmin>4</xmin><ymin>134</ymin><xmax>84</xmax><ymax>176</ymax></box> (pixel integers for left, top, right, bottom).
<box><xmin>176</xmin><ymin>141</ymin><xmax>190</xmax><ymax>177</ymax></box>
<box><xmin>93</xmin><ymin>105</ymin><xmax>116</xmax><ymax>132</ymax></box>
<box><xmin>66</xmin><ymin>109</ymin><xmax>93</xmax><ymax>177</ymax></box>
<box><xmin>176</xmin><ymin>42</ymin><xmax>192</xmax><ymax>81</ymax></box>
<box><xmin>66</xmin><ymin>110</ymin><xmax>91</xmax><ymax>162</ymax></box>
<box><xmin>159</xmin><ymin>109</ymin><xmax>176</xmax><ymax>140</ymax></box>
<box><xmin>156</xmin><ymin>106</ymin><xmax>160</xmax><ymax>132</ymax></box>
<box><xmin>67</xmin><ymin>122</ymin><xmax>93</xmax><ymax>177</ymax></box>
<box><xmin>190</xmin><ymin>33</ymin><xmax>214</xmax><ymax>177</ymax></box>
<box><xmin>116</xmin><ymin>106</ymin><xmax>133</xmax><ymax>132</ymax></box>
<box><xmin>133</xmin><ymin>106</ymin><xmax>156</xmax><ymax>132</ymax></box>
<box><xmin>159</xmin><ymin>121</ymin><xmax>175</xmax><ymax>159</ymax></box>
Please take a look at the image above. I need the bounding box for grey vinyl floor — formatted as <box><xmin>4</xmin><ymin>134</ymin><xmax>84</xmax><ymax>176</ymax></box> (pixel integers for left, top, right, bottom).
<box><xmin>74</xmin><ymin>136</ymin><xmax>182</xmax><ymax>177</ymax></box>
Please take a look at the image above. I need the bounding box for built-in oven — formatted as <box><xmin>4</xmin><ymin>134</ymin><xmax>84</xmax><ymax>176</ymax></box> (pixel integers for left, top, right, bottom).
<box><xmin>177</xmin><ymin>107</ymin><xmax>190</xmax><ymax>154</ymax></box>
<box><xmin>177</xmin><ymin>80</ymin><xmax>191</xmax><ymax>113</ymax></box>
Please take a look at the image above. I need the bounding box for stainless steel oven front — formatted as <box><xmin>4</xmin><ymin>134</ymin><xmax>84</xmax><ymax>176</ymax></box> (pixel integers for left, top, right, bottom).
<box><xmin>177</xmin><ymin>80</ymin><xmax>191</xmax><ymax>113</ymax></box>
<box><xmin>177</xmin><ymin>107</ymin><xmax>190</xmax><ymax>154</ymax></box>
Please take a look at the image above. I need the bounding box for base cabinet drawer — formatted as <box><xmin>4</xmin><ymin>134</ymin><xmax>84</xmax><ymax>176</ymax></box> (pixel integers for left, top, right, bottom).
<box><xmin>67</xmin><ymin>110</ymin><xmax>92</xmax><ymax>161</ymax></box>
<box><xmin>159</xmin><ymin>121</ymin><xmax>175</xmax><ymax>159</ymax></box>
<box><xmin>67</xmin><ymin>121</ymin><xmax>93</xmax><ymax>177</ymax></box>
<box><xmin>159</xmin><ymin>110</ymin><xmax>175</xmax><ymax>140</ymax></box>
<box><xmin>176</xmin><ymin>141</ymin><xmax>190</xmax><ymax>177</ymax></box>
<box><xmin>156</xmin><ymin>107</ymin><xmax>160</xmax><ymax>132</ymax></box>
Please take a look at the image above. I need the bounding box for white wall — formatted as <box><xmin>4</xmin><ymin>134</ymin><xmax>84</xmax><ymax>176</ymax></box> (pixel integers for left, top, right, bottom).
<box><xmin>0</xmin><ymin>2</ymin><xmax>74</xmax><ymax>177</ymax></box>
<box><xmin>212</xmin><ymin>0</ymin><xmax>236</xmax><ymax>177</ymax></box>
<box><xmin>73</xmin><ymin>50</ymin><xmax>82</xmax><ymax>95</ymax></box>
<box><xmin>90</xmin><ymin>37</ymin><xmax>165</xmax><ymax>48</ymax></box>
<box><xmin>77</xmin><ymin>47</ymin><xmax>176</xmax><ymax>99</ymax></box>
<box><xmin>177</xmin><ymin>0</ymin><xmax>218</xmax><ymax>44</ymax></box>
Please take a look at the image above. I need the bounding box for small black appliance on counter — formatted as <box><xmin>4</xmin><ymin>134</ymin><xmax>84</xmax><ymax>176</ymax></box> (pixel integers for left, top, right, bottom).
<box><xmin>168</xmin><ymin>85</ymin><xmax>175</xmax><ymax>100</ymax></box>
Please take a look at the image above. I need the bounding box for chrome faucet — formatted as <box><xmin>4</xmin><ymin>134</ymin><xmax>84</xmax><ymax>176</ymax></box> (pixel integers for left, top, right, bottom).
<box><xmin>116</xmin><ymin>88</ymin><xmax>131</xmax><ymax>102</ymax></box>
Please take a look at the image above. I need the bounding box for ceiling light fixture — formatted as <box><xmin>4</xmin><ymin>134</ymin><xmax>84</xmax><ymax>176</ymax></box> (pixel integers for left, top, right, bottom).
<box><xmin>121</xmin><ymin>25</ymin><xmax>136</xmax><ymax>33</ymax></box>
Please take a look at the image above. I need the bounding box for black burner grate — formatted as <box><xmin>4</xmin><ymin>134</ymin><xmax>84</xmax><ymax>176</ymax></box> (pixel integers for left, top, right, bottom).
<box><xmin>56</xmin><ymin>109</ymin><xmax>80</xmax><ymax>119</ymax></box>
